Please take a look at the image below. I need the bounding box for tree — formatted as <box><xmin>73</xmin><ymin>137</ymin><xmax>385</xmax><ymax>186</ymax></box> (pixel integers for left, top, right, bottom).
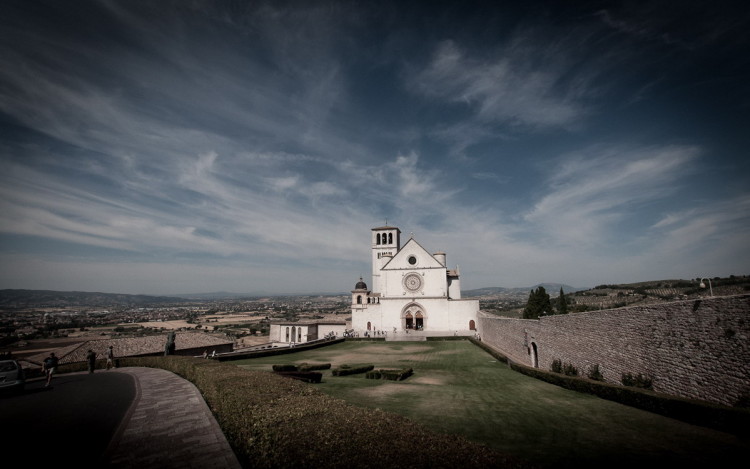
<box><xmin>557</xmin><ymin>287</ymin><xmax>569</xmax><ymax>315</ymax></box>
<box><xmin>523</xmin><ymin>286</ymin><xmax>552</xmax><ymax>319</ymax></box>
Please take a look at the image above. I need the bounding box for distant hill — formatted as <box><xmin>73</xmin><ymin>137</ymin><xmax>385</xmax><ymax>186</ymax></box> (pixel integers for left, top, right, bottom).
<box><xmin>175</xmin><ymin>291</ymin><xmax>349</xmax><ymax>300</ymax></box>
<box><xmin>463</xmin><ymin>283</ymin><xmax>586</xmax><ymax>298</ymax></box>
<box><xmin>0</xmin><ymin>289</ymin><xmax>188</xmax><ymax>308</ymax></box>
<box><xmin>173</xmin><ymin>291</ymin><xmax>253</xmax><ymax>300</ymax></box>
<box><xmin>0</xmin><ymin>289</ymin><xmax>351</xmax><ymax>308</ymax></box>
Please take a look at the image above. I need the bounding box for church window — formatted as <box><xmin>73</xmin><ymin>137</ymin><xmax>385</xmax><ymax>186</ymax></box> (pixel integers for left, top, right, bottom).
<box><xmin>298</xmin><ymin>328</ymin><xmax>302</xmax><ymax>342</ymax></box>
<box><xmin>408</xmin><ymin>255</ymin><xmax>417</xmax><ymax>265</ymax></box>
<box><xmin>285</xmin><ymin>327</ymin><xmax>289</xmax><ymax>342</ymax></box>
<box><xmin>357</xmin><ymin>295</ymin><xmax>362</xmax><ymax>304</ymax></box>
<box><xmin>388</xmin><ymin>233</ymin><xmax>393</xmax><ymax>244</ymax></box>
<box><xmin>376</xmin><ymin>233</ymin><xmax>381</xmax><ymax>244</ymax></box>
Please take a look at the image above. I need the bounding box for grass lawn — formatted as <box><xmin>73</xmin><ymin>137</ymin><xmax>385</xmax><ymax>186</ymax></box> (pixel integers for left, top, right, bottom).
<box><xmin>232</xmin><ymin>340</ymin><xmax>748</xmax><ymax>468</ymax></box>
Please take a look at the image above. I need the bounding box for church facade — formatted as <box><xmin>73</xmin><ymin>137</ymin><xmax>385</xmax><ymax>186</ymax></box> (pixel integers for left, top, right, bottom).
<box><xmin>351</xmin><ymin>225</ymin><xmax>479</xmax><ymax>334</ymax></box>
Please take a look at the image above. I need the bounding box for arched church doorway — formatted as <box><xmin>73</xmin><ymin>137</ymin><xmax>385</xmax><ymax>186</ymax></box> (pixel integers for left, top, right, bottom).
<box><xmin>404</xmin><ymin>312</ymin><xmax>413</xmax><ymax>329</ymax></box>
<box><xmin>530</xmin><ymin>342</ymin><xmax>539</xmax><ymax>368</ymax></box>
<box><xmin>469</xmin><ymin>319</ymin><xmax>476</xmax><ymax>331</ymax></box>
<box><xmin>402</xmin><ymin>303</ymin><xmax>425</xmax><ymax>330</ymax></box>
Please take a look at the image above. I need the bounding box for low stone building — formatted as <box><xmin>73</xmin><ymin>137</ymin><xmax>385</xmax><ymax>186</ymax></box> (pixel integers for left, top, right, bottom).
<box><xmin>269</xmin><ymin>320</ymin><xmax>347</xmax><ymax>344</ymax></box>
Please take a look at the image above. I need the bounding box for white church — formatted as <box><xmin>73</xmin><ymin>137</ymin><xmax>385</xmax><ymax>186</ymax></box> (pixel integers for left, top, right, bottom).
<box><xmin>350</xmin><ymin>225</ymin><xmax>479</xmax><ymax>335</ymax></box>
<box><xmin>269</xmin><ymin>225</ymin><xmax>479</xmax><ymax>344</ymax></box>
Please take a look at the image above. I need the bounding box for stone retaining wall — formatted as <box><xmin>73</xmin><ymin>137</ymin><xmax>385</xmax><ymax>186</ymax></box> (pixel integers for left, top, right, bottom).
<box><xmin>478</xmin><ymin>295</ymin><xmax>750</xmax><ymax>407</ymax></box>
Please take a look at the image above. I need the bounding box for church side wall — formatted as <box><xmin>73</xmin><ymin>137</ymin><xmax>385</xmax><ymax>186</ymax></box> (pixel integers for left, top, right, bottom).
<box><xmin>478</xmin><ymin>295</ymin><xmax>750</xmax><ymax>407</ymax></box>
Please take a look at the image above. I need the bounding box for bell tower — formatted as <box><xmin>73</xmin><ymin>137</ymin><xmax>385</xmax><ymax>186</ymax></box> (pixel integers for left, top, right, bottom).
<box><xmin>371</xmin><ymin>225</ymin><xmax>400</xmax><ymax>294</ymax></box>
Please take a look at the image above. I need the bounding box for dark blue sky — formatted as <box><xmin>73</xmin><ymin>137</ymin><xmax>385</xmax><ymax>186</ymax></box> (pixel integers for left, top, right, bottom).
<box><xmin>1</xmin><ymin>1</ymin><xmax>748</xmax><ymax>294</ymax></box>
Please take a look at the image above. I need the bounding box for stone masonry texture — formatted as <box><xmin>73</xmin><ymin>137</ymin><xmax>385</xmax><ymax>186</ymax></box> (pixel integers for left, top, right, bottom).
<box><xmin>478</xmin><ymin>295</ymin><xmax>750</xmax><ymax>407</ymax></box>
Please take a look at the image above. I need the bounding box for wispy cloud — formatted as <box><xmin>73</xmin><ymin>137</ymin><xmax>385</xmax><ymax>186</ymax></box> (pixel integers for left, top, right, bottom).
<box><xmin>524</xmin><ymin>144</ymin><xmax>702</xmax><ymax>246</ymax></box>
<box><xmin>409</xmin><ymin>39</ymin><xmax>591</xmax><ymax>129</ymax></box>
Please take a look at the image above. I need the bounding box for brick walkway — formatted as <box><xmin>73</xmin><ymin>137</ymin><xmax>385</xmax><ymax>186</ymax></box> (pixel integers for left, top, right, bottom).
<box><xmin>104</xmin><ymin>367</ymin><xmax>242</xmax><ymax>469</ymax></box>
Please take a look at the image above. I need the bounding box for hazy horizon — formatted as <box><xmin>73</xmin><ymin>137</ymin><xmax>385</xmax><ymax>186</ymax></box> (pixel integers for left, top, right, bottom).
<box><xmin>1</xmin><ymin>1</ymin><xmax>748</xmax><ymax>295</ymax></box>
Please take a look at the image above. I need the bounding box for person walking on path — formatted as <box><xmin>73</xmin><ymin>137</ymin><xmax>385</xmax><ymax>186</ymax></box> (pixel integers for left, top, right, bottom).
<box><xmin>106</xmin><ymin>345</ymin><xmax>115</xmax><ymax>370</ymax></box>
<box><xmin>42</xmin><ymin>352</ymin><xmax>58</xmax><ymax>387</ymax></box>
<box><xmin>86</xmin><ymin>349</ymin><xmax>97</xmax><ymax>373</ymax></box>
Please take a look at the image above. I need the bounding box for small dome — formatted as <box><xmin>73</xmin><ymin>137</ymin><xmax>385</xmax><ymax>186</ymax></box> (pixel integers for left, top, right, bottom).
<box><xmin>355</xmin><ymin>277</ymin><xmax>367</xmax><ymax>290</ymax></box>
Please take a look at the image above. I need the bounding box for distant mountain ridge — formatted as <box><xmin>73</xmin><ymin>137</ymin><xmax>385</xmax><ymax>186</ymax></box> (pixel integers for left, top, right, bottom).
<box><xmin>1</xmin><ymin>284</ymin><xmax>586</xmax><ymax>307</ymax></box>
<box><xmin>0</xmin><ymin>288</ymin><xmax>351</xmax><ymax>307</ymax></box>
<box><xmin>463</xmin><ymin>283</ymin><xmax>586</xmax><ymax>297</ymax></box>
<box><xmin>0</xmin><ymin>289</ymin><xmax>188</xmax><ymax>308</ymax></box>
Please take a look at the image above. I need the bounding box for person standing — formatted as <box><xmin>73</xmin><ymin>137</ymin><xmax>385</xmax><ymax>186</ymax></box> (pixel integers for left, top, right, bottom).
<box><xmin>43</xmin><ymin>352</ymin><xmax>58</xmax><ymax>387</ymax></box>
<box><xmin>106</xmin><ymin>345</ymin><xmax>115</xmax><ymax>370</ymax></box>
<box><xmin>86</xmin><ymin>349</ymin><xmax>97</xmax><ymax>373</ymax></box>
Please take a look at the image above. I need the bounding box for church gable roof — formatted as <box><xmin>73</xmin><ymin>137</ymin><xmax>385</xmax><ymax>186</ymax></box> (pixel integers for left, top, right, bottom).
<box><xmin>382</xmin><ymin>237</ymin><xmax>444</xmax><ymax>270</ymax></box>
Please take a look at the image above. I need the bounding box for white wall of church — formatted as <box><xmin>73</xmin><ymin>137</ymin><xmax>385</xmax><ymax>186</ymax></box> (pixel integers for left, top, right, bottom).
<box><xmin>352</xmin><ymin>298</ymin><xmax>478</xmax><ymax>332</ymax></box>
<box><xmin>351</xmin><ymin>226</ymin><xmax>479</xmax><ymax>334</ymax></box>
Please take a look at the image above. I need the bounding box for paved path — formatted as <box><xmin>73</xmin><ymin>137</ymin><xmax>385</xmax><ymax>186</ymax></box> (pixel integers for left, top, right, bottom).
<box><xmin>1</xmin><ymin>367</ymin><xmax>241</xmax><ymax>468</ymax></box>
<box><xmin>106</xmin><ymin>367</ymin><xmax>242</xmax><ymax>469</ymax></box>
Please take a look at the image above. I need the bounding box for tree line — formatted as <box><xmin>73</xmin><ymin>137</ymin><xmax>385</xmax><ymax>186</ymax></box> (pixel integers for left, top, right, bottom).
<box><xmin>522</xmin><ymin>286</ymin><xmax>568</xmax><ymax>319</ymax></box>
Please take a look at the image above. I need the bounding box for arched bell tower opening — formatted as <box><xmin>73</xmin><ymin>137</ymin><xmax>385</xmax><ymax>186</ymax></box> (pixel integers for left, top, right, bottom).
<box><xmin>372</xmin><ymin>225</ymin><xmax>401</xmax><ymax>294</ymax></box>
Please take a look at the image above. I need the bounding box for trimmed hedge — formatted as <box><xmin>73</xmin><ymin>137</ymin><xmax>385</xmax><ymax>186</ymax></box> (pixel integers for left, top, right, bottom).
<box><xmin>272</xmin><ymin>364</ymin><xmax>298</xmax><ymax>372</ymax></box>
<box><xmin>298</xmin><ymin>362</ymin><xmax>331</xmax><ymax>372</ymax></box>
<box><xmin>366</xmin><ymin>368</ymin><xmax>413</xmax><ymax>381</ymax></box>
<box><xmin>272</xmin><ymin>363</ymin><xmax>331</xmax><ymax>372</ymax></box>
<box><xmin>469</xmin><ymin>338</ymin><xmax>750</xmax><ymax>436</ymax></box>
<box><xmin>331</xmin><ymin>364</ymin><xmax>375</xmax><ymax>376</ymax></box>
<box><xmin>114</xmin><ymin>356</ymin><xmax>522</xmax><ymax>469</ymax></box>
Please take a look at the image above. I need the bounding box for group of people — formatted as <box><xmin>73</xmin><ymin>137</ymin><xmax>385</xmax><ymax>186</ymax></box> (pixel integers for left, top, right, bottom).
<box><xmin>42</xmin><ymin>345</ymin><xmax>115</xmax><ymax>388</ymax></box>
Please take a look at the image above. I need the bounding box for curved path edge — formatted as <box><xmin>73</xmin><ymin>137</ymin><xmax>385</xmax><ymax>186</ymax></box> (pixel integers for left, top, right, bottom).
<box><xmin>103</xmin><ymin>367</ymin><xmax>242</xmax><ymax>469</ymax></box>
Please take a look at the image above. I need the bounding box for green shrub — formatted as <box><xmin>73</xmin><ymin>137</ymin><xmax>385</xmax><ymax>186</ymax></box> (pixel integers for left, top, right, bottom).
<box><xmin>366</xmin><ymin>368</ymin><xmax>413</xmax><ymax>381</ymax></box>
<box><xmin>550</xmin><ymin>359</ymin><xmax>578</xmax><ymax>376</ymax></box>
<box><xmin>562</xmin><ymin>363</ymin><xmax>578</xmax><ymax>376</ymax></box>
<box><xmin>621</xmin><ymin>373</ymin><xmax>653</xmax><ymax>390</ymax></box>
<box><xmin>297</xmin><ymin>362</ymin><xmax>331</xmax><ymax>372</ymax></box>
<box><xmin>272</xmin><ymin>364</ymin><xmax>298</xmax><ymax>372</ymax></box>
<box><xmin>587</xmin><ymin>364</ymin><xmax>604</xmax><ymax>381</ymax></box>
<box><xmin>331</xmin><ymin>364</ymin><xmax>374</xmax><ymax>376</ymax></box>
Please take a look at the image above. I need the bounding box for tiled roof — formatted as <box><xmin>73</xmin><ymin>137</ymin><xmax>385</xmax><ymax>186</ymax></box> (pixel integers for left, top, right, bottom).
<box><xmin>26</xmin><ymin>332</ymin><xmax>233</xmax><ymax>365</ymax></box>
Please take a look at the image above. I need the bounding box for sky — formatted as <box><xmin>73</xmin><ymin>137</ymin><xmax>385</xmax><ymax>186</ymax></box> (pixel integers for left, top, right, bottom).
<box><xmin>1</xmin><ymin>0</ymin><xmax>749</xmax><ymax>296</ymax></box>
